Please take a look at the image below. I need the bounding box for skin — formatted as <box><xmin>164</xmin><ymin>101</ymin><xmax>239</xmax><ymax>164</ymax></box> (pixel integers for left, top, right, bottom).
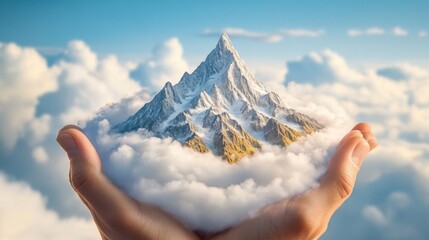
<box><xmin>57</xmin><ymin>122</ymin><xmax>377</xmax><ymax>240</ymax></box>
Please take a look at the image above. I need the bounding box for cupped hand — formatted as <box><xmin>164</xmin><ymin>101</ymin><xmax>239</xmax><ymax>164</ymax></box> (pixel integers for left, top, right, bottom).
<box><xmin>57</xmin><ymin>123</ymin><xmax>377</xmax><ymax>240</ymax></box>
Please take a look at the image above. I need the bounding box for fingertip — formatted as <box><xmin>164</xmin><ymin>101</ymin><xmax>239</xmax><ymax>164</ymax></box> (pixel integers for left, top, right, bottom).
<box><xmin>368</xmin><ymin>138</ymin><xmax>378</xmax><ymax>151</ymax></box>
<box><xmin>352</xmin><ymin>122</ymin><xmax>372</xmax><ymax>133</ymax></box>
<box><xmin>351</xmin><ymin>140</ymin><xmax>370</xmax><ymax>167</ymax></box>
<box><xmin>58</xmin><ymin>124</ymin><xmax>83</xmax><ymax>135</ymax></box>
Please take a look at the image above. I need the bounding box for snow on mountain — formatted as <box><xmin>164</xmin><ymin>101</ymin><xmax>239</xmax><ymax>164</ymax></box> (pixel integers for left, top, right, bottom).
<box><xmin>113</xmin><ymin>33</ymin><xmax>323</xmax><ymax>162</ymax></box>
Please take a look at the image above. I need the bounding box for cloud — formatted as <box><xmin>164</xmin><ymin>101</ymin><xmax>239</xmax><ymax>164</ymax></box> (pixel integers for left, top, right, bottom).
<box><xmin>280</xmin><ymin>50</ymin><xmax>429</xmax><ymax>239</ymax></box>
<box><xmin>363</xmin><ymin>205</ymin><xmax>387</xmax><ymax>226</ymax></box>
<box><xmin>2</xmin><ymin>38</ymin><xmax>429</xmax><ymax>238</ymax></box>
<box><xmin>32</xmin><ymin>146</ymin><xmax>48</xmax><ymax>164</ymax></box>
<box><xmin>284</xmin><ymin>49</ymin><xmax>363</xmax><ymax>85</ymax></box>
<box><xmin>392</xmin><ymin>26</ymin><xmax>408</xmax><ymax>36</ymax></box>
<box><xmin>0</xmin><ymin>40</ymin><xmax>150</xmax><ymax>223</ymax></box>
<box><xmin>418</xmin><ymin>31</ymin><xmax>427</xmax><ymax>37</ymax></box>
<box><xmin>0</xmin><ymin>171</ymin><xmax>98</xmax><ymax>240</ymax></box>
<box><xmin>202</xmin><ymin>28</ymin><xmax>283</xmax><ymax>43</ymax></box>
<box><xmin>83</xmin><ymin>97</ymin><xmax>346</xmax><ymax>232</ymax></box>
<box><xmin>279</xmin><ymin>28</ymin><xmax>325</xmax><ymax>37</ymax></box>
<box><xmin>131</xmin><ymin>38</ymin><xmax>189</xmax><ymax>91</ymax></box>
<box><xmin>0</xmin><ymin>42</ymin><xmax>58</xmax><ymax>150</ymax></box>
<box><xmin>347</xmin><ymin>27</ymin><xmax>385</xmax><ymax>37</ymax></box>
<box><xmin>376</xmin><ymin>63</ymin><xmax>429</xmax><ymax>81</ymax></box>
<box><xmin>202</xmin><ymin>27</ymin><xmax>324</xmax><ymax>43</ymax></box>
<box><xmin>37</xmin><ymin>40</ymin><xmax>142</xmax><ymax>125</ymax></box>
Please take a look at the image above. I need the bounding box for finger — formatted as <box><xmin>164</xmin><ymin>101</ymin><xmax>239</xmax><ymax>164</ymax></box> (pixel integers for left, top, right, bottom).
<box><xmin>57</xmin><ymin>126</ymin><xmax>136</xmax><ymax>217</ymax></box>
<box><xmin>318</xmin><ymin>133</ymin><xmax>373</xmax><ymax>212</ymax></box>
<box><xmin>336</xmin><ymin>130</ymin><xmax>363</xmax><ymax>152</ymax></box>
<box><xmin>352</xmin><ymin>122</ymin><xmax>371</xmax><ymax>133</ymax></box>
<box><xmin>336</xmin><ymin>122</ymin><xmax>372</xmax><ymax>149</ymax></box>
<box><xmin>362</xmin><ymin>132</ymin><xmax>378</xmax><ymax>150</ymax></box>
<box><xmin>57</xmin><ymin>125</ymin><xmax>198</xmax><ymax>240</ymax></box>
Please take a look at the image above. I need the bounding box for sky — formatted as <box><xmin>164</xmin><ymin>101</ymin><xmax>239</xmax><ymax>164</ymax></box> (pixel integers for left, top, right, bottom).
<box><xmin>1</xmin><ymin>1</ymin><xmax>429</xmax><ymax>239</ymax></box>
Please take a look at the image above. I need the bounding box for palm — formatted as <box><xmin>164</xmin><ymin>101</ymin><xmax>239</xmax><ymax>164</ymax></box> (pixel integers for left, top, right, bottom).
<box><xmin>57</xmin><ymin>123</ymin><xmax>376</xmax><ymax>240</ymax></box>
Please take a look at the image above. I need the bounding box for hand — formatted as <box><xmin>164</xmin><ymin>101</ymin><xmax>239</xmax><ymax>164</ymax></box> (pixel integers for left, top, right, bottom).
<box><xmin>57</xmin><ymin>123</ymin><xmax>377</xmax><ymax>240</ymax></box>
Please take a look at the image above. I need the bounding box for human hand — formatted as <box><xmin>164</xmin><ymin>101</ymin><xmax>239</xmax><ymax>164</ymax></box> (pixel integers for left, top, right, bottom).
<box><xmin>57</xmin><ymin>123</ymin><xmax>377</xmax><ymax>239</ymax></box>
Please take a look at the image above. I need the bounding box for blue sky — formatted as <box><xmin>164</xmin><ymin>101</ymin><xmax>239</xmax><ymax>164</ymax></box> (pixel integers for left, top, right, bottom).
<box><xmin>1</xmin><ymin>1</ymin><xmax>429</xmax><ymax>239</ymax></box>
<box><xmin>1</xmin><ymin>0</ymin><xmax>428</xmax><ymax>65</ymax></box>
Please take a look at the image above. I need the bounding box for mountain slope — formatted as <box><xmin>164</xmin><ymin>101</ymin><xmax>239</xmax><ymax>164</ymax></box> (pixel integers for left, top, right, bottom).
<box><xmin>113</xmin><ymin>33</ymin><xmax>323</xmax><ymax>163</ymax></box>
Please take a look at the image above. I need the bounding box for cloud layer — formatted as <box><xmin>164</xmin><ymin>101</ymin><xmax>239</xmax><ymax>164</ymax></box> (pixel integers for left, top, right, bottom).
<box><xmin>83</xmin><ymin>89</ymin><xmax>346</xmax><ymax>231</ymax></box>
<box><xmin>0</xmin><ymin>171</ymin><xmax>99</xmax><ymax>240</ymax></box>
<box><xmin>1</xmin><ymin>38</ymin><xmax>429</xmax><ymax>238</ymax></box>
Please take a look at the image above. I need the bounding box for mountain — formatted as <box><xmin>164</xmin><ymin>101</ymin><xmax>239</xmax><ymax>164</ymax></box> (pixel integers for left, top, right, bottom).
<box><xmin>112</xmin><ymin>33</ymin><xmax>323</xmax><ymax>163</ymax></box>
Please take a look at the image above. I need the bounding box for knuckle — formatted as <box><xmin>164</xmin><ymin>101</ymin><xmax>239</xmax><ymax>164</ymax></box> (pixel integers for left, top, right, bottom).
<box><xmin>70</xmin><ymin>170</ymin><xmax>90</xmax><ymax>192</ymax></box>
<box><xmin>336</xmin><ymin>171</ymin><xmax>354</xmax><ymax>199</ymax></box>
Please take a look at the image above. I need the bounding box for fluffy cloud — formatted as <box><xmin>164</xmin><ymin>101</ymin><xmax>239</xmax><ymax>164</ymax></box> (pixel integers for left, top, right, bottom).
<box><xmin>277</xmin><ymin>49</ymin><xmax>429</xmax><ymax>239</ymax></box>
<box><xmin>284</xmin><ymin>49</ymin><xmax>363</xmax><ymax>85</ymax></box>
<box><xmin>131</xmin><ymin>38</ymin><xmax>189</xmax><ymax>91</ymax></box>
<box><xmin>376</xmin><ymin>62</ymin><xmax>429</xmax><ymax>81</ymax></box>
<box><xmin>0</xmin><ymin>171</ymin><xmax>98</xmax><ymax>240</ymax></box>
<box><xmin>0</xmin><ymin>40</ymin><xmax>150</xmax><ymax>225</ymax></box>
<box><xmin>51</xmin><ymin>41</ymin><xmax>142</xmax><ymax>124</ymax></box>
<box><xmin>0</xmin><ymin>42</ymin><xmax>57</xmax><ymax>150</ymax></box>
<box><xmin>418</xmin><ymin>31</ymin><xmax>427</xmax><ymax>37</ymax></box>
<box><xmin>2</xmin><ymin>37</ymin><xmax>429</xmax><ymax>238</ymax></box>
<box><xmin>83</xmin><ymin>95</ymin><xmax>346</xmax><ymax>231</ymax></box>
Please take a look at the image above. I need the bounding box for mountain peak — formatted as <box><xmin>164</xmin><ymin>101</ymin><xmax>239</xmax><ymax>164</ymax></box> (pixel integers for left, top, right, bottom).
<box><xmin>217</xmin><ymin>33</ymin><xmax>235</xmax><ymax>52</ymax></box>
<box><xmin>113</xmin><ymin>34</ymin><xmax>324</xmax><ymax>163</ymax></box>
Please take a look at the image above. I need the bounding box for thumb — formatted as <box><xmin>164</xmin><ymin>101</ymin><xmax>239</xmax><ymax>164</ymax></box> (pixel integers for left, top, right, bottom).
<box><xmin>57</xmin><ymin>125</ymin><xmax>102</xmax><ymax>190</ymax></box>
<box><xmin>318</xmin><ymin>127</ymin><xmax>377</xmax><ymax>213</ymax></box>
<box><xmin>56</xmin><ymin>125</ymin><xmax>138</xmax><ymax>222</ymax></box>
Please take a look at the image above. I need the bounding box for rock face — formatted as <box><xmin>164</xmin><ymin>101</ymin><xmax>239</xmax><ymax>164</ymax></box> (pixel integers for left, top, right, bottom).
<box><xmin>112</xmin><ymin>33</ymin><xmax>323</xmax><ymax>163</ymax></box>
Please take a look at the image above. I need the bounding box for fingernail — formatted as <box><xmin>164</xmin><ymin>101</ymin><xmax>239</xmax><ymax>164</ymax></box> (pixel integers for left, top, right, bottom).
<box><xmin>351</xmin><ymin>141</ymin><xmax>370</xmax><ymax>166</ymax></box>
<box><xmin>57</xmin><ymin>133</ymin><xmax>78</xmax><ymax>158</ymax></box>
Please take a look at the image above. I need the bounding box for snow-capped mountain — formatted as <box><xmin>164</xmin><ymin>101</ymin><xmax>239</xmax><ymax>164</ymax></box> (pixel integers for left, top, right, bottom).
<box><xmin>113</xmin><ymin>33</ymin><xmax>323</xmax><ymax>163</ymax></box>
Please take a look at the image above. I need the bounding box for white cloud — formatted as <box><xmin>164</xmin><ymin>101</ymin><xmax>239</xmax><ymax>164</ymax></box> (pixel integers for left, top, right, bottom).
<box><xmin>2</xmin><ymin>37</ymin><xmax>429</xmax><ymax>239</ymax></box>
<box><xmin>279</xmin><ymin>29</ymin><xmax>325</xmax><ymax>37</ymax></box>
<box><xmin>348</xmin><ymin>27</ymin><xmax>385</xmax><ymax>37</ymax></box>
<box><xmin>131</xmin><ymin>38</ymin><xmax>189</xmax><ymax>91</ymax></box>
<box><xmin>25</xmin><ymin>114</ymin><xmax>52</xmax><ymax>145</ymax></box>
<box><xmin>279</xmin><ymin>50</ymin><xmax>429</xmax><ymax>239</ymax></box>
<box><xmin>366</xmin><ymin>27</ymin><xmax>385</xmax><ymax>35</ymax></box>
<box><xmin>392</xmin><ymin>26</ymin><xmax>408</xmax><ymax>36</ymax></box>
<box><xmin>284</xmin><ymin>49</ymin><xmax>363</xmax><ymax>85</ymax></box>
<box><xmin>202</xmin><ymin>27</ymin><xmax>324</xmax><ymax>43</ymax></box>
<box><xmin>0</xmin><ymin>42</ymin><xmax>58</xmax><ymax>150</ymax></box>
<box><xmin>51</xmin><ymin>41</ymin><xmax>142</xmax><ymax>124</ymax></box>
<box><xmin>65</xmin><ymin>40</ymin><xmax>98</xmax><ymax>71</ymax></box>
<box><xmin>363</xmin><ymin>205</ymin><xmax>387</xmax><ymax>226</ymax></box>
<box><xmin>202</xmin><ymin>28</ymin><xmax>283</xmax><ymax>43</ymax></box>
<box><xmin>84</xmin><ymin>98</ymin><xmax>346</xmax><ymax>232</ymax></box>
<box><xmin>348</xmin><ymin>29</ymin><xmax>363</xmax><ymax>37</ymax></box>
<box><xmin>376</xmin><ymin>62</ymin><xmax>429</xmax><ymax>81</ymax></box>
<box><xmin>32</xmin><ymin>146</ymin><xmax>48</xmax><ymax>164</ymax></box>
<box><xmin>0</xmin><ymin>171</ymin><xmax>98</xmax><ymax>240</ymax></box>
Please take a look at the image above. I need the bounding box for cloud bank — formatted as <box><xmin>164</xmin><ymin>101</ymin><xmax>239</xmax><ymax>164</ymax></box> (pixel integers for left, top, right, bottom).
<box><xmin>83</xmin><ymin>84</ymin><xmax>347</xmax><ymax>231</ymax></box>
<box><xmin>0</xmin><ymin>171</ymin><xmax>98</xmax><ymax>240</ymax></box>
<box><xmin>1</xmin><ymin>38</ymin><xmax>429</xmax><ymax>238</ymax></box>
<box><xmin>131</xmin><ymin>38</ymin><xmax>189</xmax><ymax>91</ymax></box>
